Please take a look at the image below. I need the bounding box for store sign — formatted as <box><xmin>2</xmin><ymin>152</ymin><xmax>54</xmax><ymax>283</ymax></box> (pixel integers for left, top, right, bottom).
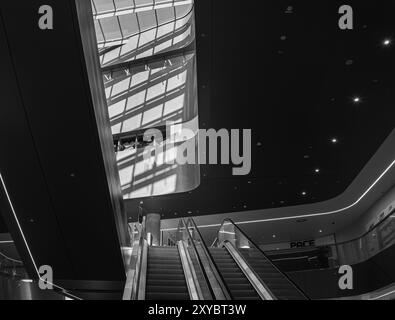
<box><xmin>290</xmin><ymin>240</ymin><xmax>315</xmax><ymax>249</ymax></box>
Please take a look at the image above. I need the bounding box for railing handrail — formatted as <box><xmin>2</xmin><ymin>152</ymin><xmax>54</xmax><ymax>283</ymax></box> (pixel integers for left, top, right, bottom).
<box><xmin>185</xmin><ymin>218</ymin><xmax>232</xmax><ymax>300</ymax></box>
<box><xmin>328</xmin><ymin>209</ymin><xmax>395</xmax><ymax>249</ymax></box>
<box><xmin>177</xmin><ymin>221</ymin><xmax>207</xmax><ymax>300</ymax></box>
<box><xmin>131</xmin><ymin>216</ymin><xmax>147</xmax><ymax>300</ymax></box>
<box><xmin>0</xmin><ymin>251</ymin><xmax>22</xmax><ymax>265</ymax></box>
<box><xmin>217</xmin><ymin>218</ymin><xmax>309</xmax><ymax>300</ymax></box>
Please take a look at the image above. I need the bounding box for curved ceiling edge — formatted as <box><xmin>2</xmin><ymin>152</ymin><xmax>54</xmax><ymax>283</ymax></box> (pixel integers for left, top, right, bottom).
<box><xmin>162</xmin><ymin>129</ymin><xmax>395</xmax><ymax>230</ymax></box>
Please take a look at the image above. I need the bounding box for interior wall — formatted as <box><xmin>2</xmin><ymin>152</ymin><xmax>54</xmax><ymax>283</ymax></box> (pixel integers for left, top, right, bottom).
<box><xmin>336</xmin><ymin>183</ymin><xmax>395</xmax><ymax>243</ymax></box>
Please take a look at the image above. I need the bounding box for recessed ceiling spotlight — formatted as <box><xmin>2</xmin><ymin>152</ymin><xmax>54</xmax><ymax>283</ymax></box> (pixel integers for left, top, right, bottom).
<box><xmin>331</xmin><ymin>138</ymin><xmax>338</xmax><ymax>144</ymax></box>
<box><xmin>353</xmin><ymin>97</ymin><xmax>361</xmax><ymax>103</ymax></box>
<box><xmin>272</xmin><ymin>235</ymin><xmax>276</xmax><ymax>238</ymax></box>
<box><xmin>383</xmin><ymin>39</ymin><xmax>391</xmax><ymax>46</ymax></box>
<box><xmin>319</xmin><ymin>230</ymin><xmax>323</xmax><ymax>233</ymax></box>
<box><xmin>315</xmin><ymin>168</ymin><xmax>320</xmax><ymax>173</ymax></box>
<box><xmin>301</xmin><ymin>191</ymin><xmax>307</xmax><ymax>196</ymax></box>
<box><xmin>285</xmin><ymin>6</ymin><xmax>293</xmax><ymax>14</ymax></box>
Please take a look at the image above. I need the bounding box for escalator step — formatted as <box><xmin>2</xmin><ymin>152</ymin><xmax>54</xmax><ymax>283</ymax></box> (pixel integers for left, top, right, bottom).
<box><xmin>148</xmin><ymin>273</ymin><xmax>186</xmax><ymax>280</ymax></box>
<box><xmin>146</xmin><ymin>293</ymin><xmax>190</xmax><ymax>300</ymax></box>
<box><xmin>148</xmin><ymin>254</ymin><xmax>179</xmax><ymax>258</ymax></box>
<box><xmin>217</xmin><ymin>266</ymin><xmax>243</xmax><ymax>270</ymax></box>
<box><xmin>212</xmin><ymin>260</ymin><xmax>236</xmax><ymax>264</ymax></box>
<box><xmin>146</xmin><ymin>246</ymin><xmax>190</xmax><ymax>300</ymax></box>
<box><xmin>148</xmin><ymin>264</ymin><xmax>184</xmax><ymax>270</ymax></box>
<box><xmin>147</xmin><ymin>279</ymin><xmax>187</xmax><ymax>287</ymax></box>
<box><xmin>225</xmin><ymin>278</ymin><xmax>251</xmax><ymax>285</ymax></box>
<box><xmin>228</xmin><ymin>284</ymin><xmax>259</xmax><ymax>291</ymax></box>
<box><xmin>146</xmin><ymin>285</ymin><xmax>189</xmax><ymax>294</ymax></box>
<box><xmin>220</xmin><ymin>272</ymin><xmax>250</xmax><ymax>278</ymax></box>
<box><xmin>147</xmin><ymin>268</ymin><xmax>185</xmax><ymax>275</ymax></box>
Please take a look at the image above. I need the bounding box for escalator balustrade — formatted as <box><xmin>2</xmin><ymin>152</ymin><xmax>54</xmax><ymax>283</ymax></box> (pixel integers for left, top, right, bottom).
<box><xmin>127</xmin><ymin>217</ymin><xmax>309</xmax><ymax>300</ymax></box>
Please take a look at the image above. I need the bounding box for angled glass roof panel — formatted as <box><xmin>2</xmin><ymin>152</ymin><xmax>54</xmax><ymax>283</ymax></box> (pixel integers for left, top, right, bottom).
<box><xmin>134</xmin><ymin>0</ymin><xmax>154</xmax><ymax>9</ymax></box>
<box><xmin>156</xmin><ymin>6</ymin><xmax>175</xmax><ymax>25</ymax></box>
<box><xmin>175</xmin><ymin>3</ymin><xmax>191</xmax><ymax>18</ymax></box>
<box><xmin>93</xmin><ymin>1</ymin><xmax>198</xmax><ymax>199</ymax></box>
<box><xmin>100</xmin><ymin>16</ymin><xmax>123</xmax><ymax>42</ymax></box>
<box><xmin>92</xmin><ymin>0</ymin><xmax>115</xmax><ymax>13</ymax></box>
<box><xmin>99</xmin><ymin>5</ymin><xmax>194</xmax><ymax>66</ymax></box>
<box><xmin>91</xmin><ymin>0</ymin><xmax>97</xmax><ymax>14</ymax></box>
<box><xmin>114</xmin><ymin>0</ymin><xmax>134</xmax><ymax>10</ymax></box>
<box><xmin>118</xmin><ymin>14</ymin><xmax>139</xmax><ymax>38</ymax></box>
<box><xmin>94</xmin><ymin>19</ymin><xmax>105</xmax><ymax>42</ymax></box>
<box><xmin>137</xmin><ymin>11</ymin><xmax>157</xmax><ymax>32</ymax></box>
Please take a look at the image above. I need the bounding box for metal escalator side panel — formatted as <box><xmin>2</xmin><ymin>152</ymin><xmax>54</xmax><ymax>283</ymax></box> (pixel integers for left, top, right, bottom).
<box><xmin>123</xmin><ymin>243</ymin><xmax>139</xmax><ymax>300</ymax></box>
<box><xmin>185</xmin><ymin>218</ymin><xmax>232</xmax><ymax>300</ymax></box>
<box><xmin>194</xmin><ymin>244</ymin><xmax>229</xmax><ymax>300</ymax></box>
<box><xmin>177</xmin><ymin>240</ymin><xmax>202</xmax><ymax>300</ymax></box>
<box><xmin>136</xmin><ymin>241</ymin><xmax>148</xmax><ymax>300</ymax></box>
<box><xmin>124</xmin><ymin>217</ymin><xmax>148</xmax><ymax>300</ymax></box>
<box><xmin>223</xmin><ymin>242</ymin><xmax>275</xmax><ymax>300</ymax></box>
<box><xmin>187</xmin><ymin>246</ymin><xmax>214</xmax><ymax>300</ymax></box>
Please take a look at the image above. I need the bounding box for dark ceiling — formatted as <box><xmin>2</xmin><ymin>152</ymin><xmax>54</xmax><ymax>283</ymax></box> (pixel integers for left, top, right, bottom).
<box><xmin>127</xmin><ymin>0</ymin><xmax>395</xmax><ymax>220</ymax></box>
<box><xmin>0</xmin><ymin>213</ymin><xmax>7</xmax><ymax>233</ymax></box>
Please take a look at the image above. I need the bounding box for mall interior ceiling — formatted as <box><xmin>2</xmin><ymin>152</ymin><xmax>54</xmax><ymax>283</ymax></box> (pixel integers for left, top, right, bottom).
<box><xmin>127</xmin><ymin>0</ymin><xmax>395</xmax><ymax>220</ymax></box>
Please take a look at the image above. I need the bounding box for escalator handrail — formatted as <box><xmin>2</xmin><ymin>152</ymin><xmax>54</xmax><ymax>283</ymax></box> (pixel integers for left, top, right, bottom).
<box><xmin>177</xmin><ymin>219</ymin><xmax>214</xmax><ymax>300</ymax></box>
<box><xmin>217</xmin><ymin>218</ymin><xmax>310</xmax><ymax>300</ymax></box>
<box><xmin>131</xmin><ymin>216</ymin><xmax>147</xmax><ymax>300</ymax></box>
<box><xmin>177</xmin><ymin>238</ymin><xmax>203</xmax><ymax>300</ymax></box>
<box><xmin>185</xmin><ymin>218</ymin><xmax>232</xmax><ymax>300</ymax></box>
<box><xmin>223</xmin><ymin>240</ymin><xmax>276</xmax><ymax>300</ymax></box>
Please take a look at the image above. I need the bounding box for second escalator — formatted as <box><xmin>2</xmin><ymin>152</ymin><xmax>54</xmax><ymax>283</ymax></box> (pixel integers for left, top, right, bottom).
<box><xmin>209</xmin><ymin>247</ymin><xmax>261</xmax><ymax>300</ymax></box>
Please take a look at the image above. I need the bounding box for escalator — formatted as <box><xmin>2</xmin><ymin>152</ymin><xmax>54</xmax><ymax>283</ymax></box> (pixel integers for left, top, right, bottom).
<box><xmin>126</xmin><ymin>218</ymin><xmax>210</xmax><ymax>300</ymax></box>
<box><xmin>213</xmin><ymin>219</ymin><xmax>308</xmax><ymax>300</ymax></box>
<box><xmin>209</xmin><ymin>247</ymin><xmax>261</xmax><ymax>300</ymax></box>
<box><xmin>238</xmin><ymin>248</ymin><xmax>306</xmax><ymax>300</ymax></box>
<box><xmin>126</xmin><ymin>217</ymin><xmax>309</xmax><ymax>300</ymax></box>
<box><xmin>146</xmin><ymin>247</ymin><xmax>189</xmax><ymax>300</ymax></box>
